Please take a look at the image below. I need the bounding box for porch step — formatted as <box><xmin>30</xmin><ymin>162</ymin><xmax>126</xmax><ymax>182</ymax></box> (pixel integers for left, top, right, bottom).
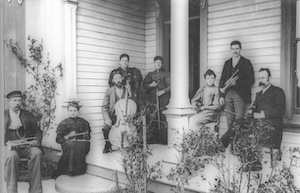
<box><xmin>55</xmin><ymin>174</ymin><xmax>120</xmax><ymax>193</ymax></box>
<box><xmin>85</xmin><ymin>144</ymin><xmax>203</xmax><ymax>193</ymax></box>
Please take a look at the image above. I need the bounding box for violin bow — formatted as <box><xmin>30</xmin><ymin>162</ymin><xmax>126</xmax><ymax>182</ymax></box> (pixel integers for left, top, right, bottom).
<box><xmin>156</xmin><ymin>89</ymin><xmax>161</xmax><ymax>130</ymax></box>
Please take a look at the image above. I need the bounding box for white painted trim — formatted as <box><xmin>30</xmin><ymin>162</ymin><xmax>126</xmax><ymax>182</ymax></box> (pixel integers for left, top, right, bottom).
<box><xmin>0</xmin><ymin>0</ymin><xmax>5</xmax><ymax>191</ymax></box>
<box><xmin>167</xmin><ymin>0</ymin><xmax>192</xmax><ymax>112</ymax></box>
<box><xmin>297</xmin><ymin>0</ymin><xmax>300</xmax><ymax>87</ymax></box>
<box><xmin>64</xmin><ymin>1</ymin><xmax>78</xmax><ymax>100</ymax></box>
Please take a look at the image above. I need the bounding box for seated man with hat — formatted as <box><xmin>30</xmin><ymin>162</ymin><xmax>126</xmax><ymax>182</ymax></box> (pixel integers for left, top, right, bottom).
<box><xmin>4</xmin><ymin>90</ymin><xmax>43</xmax><ymax>193</ymax></box>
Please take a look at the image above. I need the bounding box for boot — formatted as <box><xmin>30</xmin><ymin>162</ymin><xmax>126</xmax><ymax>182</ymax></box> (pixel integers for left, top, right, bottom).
<box><xmin>103</xmin><ymin>141</ymin><xmax>112</xmax><ymax>154</ymax></box>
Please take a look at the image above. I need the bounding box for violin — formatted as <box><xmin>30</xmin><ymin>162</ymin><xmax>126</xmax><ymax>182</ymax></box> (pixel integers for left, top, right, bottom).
<box><xmin>64</xmin><ymin>131</ymin><xmax>89</xmax><ymax>141</ymax></box>
<box><xmin>109</xmin><ymin>81</ymin><xmax>137</xmax><ymax>149</ymax></box>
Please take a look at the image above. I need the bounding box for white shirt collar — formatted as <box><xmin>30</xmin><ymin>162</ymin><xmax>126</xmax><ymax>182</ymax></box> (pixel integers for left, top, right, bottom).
<box><xmin>10</xmin><ymin>108</ymin><xmax>20</xmax><ymax>116</ymax></box>
<box><xmin>262</xmin><ymin>84</ymin><xmax>272</xmax><ymax>94</ymax></box>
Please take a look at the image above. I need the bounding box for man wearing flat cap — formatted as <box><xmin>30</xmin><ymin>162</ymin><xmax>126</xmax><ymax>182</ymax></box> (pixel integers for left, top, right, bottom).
<box><xmin>4</xmin><ymin>90</ymin><xmax>43</xmax><ymax>193</ymax></box>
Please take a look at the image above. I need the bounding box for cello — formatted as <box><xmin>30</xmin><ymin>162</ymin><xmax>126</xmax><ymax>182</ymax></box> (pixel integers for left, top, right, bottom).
<box><xmin>109</xmin><ymin>80</ymin><xmax>137</xmax><ymax>149</ymax></box>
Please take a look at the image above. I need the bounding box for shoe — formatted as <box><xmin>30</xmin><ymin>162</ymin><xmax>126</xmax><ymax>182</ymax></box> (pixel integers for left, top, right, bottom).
<box><xmin>243</xmin><ymin>160</ymin><xmax>262</xmax><ymax>172</ymax></box>
<box><xmin>103</xmin><ymin>141</ymin><xmax>112</xmax><ymax>154</ymax></box>
<box><xmin>103</xmin><ymin>146</ymin><xmax>112</xmax><ymax>154</ymax></box>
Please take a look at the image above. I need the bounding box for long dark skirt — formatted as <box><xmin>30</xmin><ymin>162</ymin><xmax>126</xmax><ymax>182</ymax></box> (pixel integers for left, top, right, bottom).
<box><xmin>53</xmin><ymin>141</ymin><xmax>90</xmax><ymax>178</ymax></box>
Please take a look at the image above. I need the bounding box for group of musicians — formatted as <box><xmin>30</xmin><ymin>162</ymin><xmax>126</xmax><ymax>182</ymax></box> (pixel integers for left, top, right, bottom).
<box><xmin>4</xmin><ymin>40</ymin><xmax>286</xmax><ymax>193</ymax></box>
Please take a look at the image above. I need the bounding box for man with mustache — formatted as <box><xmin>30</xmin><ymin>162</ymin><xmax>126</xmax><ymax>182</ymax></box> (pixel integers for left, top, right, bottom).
<box><xmin>4</xmin><ymin>90</ymin><xmax>43</xmax><ymax>193</ymax></box>
<box><xmin>108</xmin><ymin>53</ymin><xmax>143</xmax><ymax>99</ymax></box>
<box><xmin>102</xmin><ymin>71</ymin><xmax>138</xmax><ymax>153</ymax></box>
<box><xmin>250</xmin><ymin>68</ymin><xmax>286</xmax><ymax>149</ymax></box>
<box><xmin>219</xmin><ymin>40</ymin><xmax>255</xmax><ymax>149</ymax></box>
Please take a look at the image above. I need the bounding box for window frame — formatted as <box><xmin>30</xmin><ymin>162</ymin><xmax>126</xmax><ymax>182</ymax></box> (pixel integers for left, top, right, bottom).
<box><xmin>281</xmin><ymin>0</ymin><xmax>300</xmax><ymax>129</ymax></box>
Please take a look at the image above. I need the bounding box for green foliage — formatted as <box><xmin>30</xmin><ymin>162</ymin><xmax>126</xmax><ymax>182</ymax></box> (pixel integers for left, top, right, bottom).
<box><xmin>4</xmin><ymin>37</ymin><xmax>63</xmax><ymax>136</ymax></box>
<box><xmin>121</xmin><ymin>103</ymin><xmax>163</xmax><ymax>193</ymax></box>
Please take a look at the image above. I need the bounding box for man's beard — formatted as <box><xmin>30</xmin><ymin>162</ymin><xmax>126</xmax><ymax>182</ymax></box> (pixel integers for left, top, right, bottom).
<box><xmin>259</xmin><ymin>82</ymin><xmax>266</xmax><ymax>87</ymax></box>
<box><xmin>116</xmin><ymin>82</ymin><xmax>123</xmax><ymax>88</ymax></box>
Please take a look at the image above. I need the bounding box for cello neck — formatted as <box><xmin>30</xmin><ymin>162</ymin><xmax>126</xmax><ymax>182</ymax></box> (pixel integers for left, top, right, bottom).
<box><xmin>124</xmin><ymin>80</ymin><xmax>130</xmax><ymax>117</ymax></box>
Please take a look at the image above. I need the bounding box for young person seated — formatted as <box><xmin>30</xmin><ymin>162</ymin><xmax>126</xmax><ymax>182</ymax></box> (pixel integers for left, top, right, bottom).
<box><xmin>189</xmin><ymin>69</ymin><xmax>222</xmax><ymax>131</ymax></box>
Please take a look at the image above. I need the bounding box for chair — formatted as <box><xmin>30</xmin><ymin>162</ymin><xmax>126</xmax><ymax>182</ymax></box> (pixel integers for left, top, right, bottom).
<box><xmin>19</xmin><ymin>157</ymin><xmax>29</xmax><ymax>180</ymax></box>
<box><xmin>204</xmin><ymin>111</ymin><xmax>221</xmax><ymax>137</ymax></box>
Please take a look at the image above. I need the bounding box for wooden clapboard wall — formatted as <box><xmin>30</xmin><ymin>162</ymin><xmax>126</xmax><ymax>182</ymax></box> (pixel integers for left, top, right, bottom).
<box><xmin>145</xmin><ymin>0</ymin><xmax>157</xmax><ymax>73</ymax></box>
<box><xmin>207</xmin><ymin>0</ymin><xmax>281</xmax><ymax>129</ymax></box>
<box><xmin>76</xmin><ymin>0</ymin><xmax>146</xmax><ymax>132</ymax></box>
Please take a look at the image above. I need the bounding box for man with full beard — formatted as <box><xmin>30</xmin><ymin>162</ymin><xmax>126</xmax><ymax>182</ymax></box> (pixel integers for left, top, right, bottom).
<box><xmin>102</xmin><ymin>71</ymin><xmax>138</xmax><ymax>153</ymax></box>
<box><xmin>250</xmin><ymin>68</ymin><xmax>286</xmax><ymax>149</ymax></box>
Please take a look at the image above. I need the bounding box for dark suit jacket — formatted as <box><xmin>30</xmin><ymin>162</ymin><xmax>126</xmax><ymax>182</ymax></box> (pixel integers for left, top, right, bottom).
<box><xmin>108</xmin><ymin>67</ymin><xmax>143</xmax><ymax>96</ymax></box>
<box><xmin>252</xmin><ymin>85</ymin><xmax>286</xmax><ymax>149</ymax></box>
<box><xmin>4</xmin><ymin>109</ymin><xmax>42</xmax><ymax>144</ymax></box>
<box><xmin>219</xmin><ymin>56</ymin><xmax>255</xmax><ymax>103</ymax></box>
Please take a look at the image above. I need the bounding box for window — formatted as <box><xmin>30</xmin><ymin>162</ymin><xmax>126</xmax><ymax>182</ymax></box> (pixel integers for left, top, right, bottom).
<box><xmin>295</xmin><ymin>0</ymin><xmax>300</xmax><ymax>114</ymax></box>
<box><xmin>282</xmin><ymin>0</ymin><xmax>300</xmax><ymax>128</ymax></box>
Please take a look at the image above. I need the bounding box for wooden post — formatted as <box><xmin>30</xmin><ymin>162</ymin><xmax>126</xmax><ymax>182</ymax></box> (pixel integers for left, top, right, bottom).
<box><xmin>114</xmin><ymin>170</ymin><xmax>120</xmax><ymax>192</ymax></box>
<box><xmin>142</xmin><ymin>116</ymin><xmax>147</xmax><ymax>193</ymax></box>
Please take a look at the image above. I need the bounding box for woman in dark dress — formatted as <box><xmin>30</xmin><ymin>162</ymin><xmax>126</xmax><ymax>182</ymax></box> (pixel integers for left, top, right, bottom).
<box><xmin>143</xmin><ymin>56</ymin><xmax>170</xmax><ymax>144</ymax></box>
<box><xmin>53</xmin><ymin>101</ymin><xmax>91</xmax><ymax>178</ymax></box>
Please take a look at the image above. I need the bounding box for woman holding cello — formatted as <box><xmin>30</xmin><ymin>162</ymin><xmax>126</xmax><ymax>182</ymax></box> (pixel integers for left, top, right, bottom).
<box><xmin>102</xmin><ymin>70</ymin><xmax>138</xmax><ymax>153</ymax></box>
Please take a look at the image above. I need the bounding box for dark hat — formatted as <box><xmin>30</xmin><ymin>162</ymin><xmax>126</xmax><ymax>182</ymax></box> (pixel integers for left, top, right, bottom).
<box><xmin>6</xmin><ymin>90</ymin><xmax>23</xmax><ymax>99</ymax></box>
<box><xmin>154</xmin><ymin>56</ymin><xmax>163</xmax><ymax>62</ymax></box>
<box><xmin>63</xmin><ymin>99</ymin><xmax>82</xmax><ymax>109</ymax></box>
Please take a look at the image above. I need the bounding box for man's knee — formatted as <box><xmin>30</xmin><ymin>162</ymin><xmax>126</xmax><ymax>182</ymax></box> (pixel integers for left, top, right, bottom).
<box><xmin>29</xmin><ymin>147</ymin><xmax>42</xmax><ymax>160</ymax></box>
<box><xmin>189</xmin><ymin>115</ymin><xmax>196</xmax><ymax>124</ymax></box>
<box><xmin>6</xmin><ymin>150</ymin><xmax>20</xmax><ymax>163</ymax></box>
<box><xmin>102</xmin><ymin>125</ymin><xmax>111</xmax><ymax>138</ymax></box>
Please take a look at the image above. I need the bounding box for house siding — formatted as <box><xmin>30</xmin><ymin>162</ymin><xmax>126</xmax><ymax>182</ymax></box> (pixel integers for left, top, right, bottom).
<box><xmin>207</xmin><ymin>0</ymin><xmax>281</xmax><ymax>129</ymax></box>
<box><xmin>76</xmin><ymin>0</ymin><xmax>146</xmax><ymax>132</ymax></box>
<box><xmin>145</xmin><ymin>0</ymin><xmax>157</xmax><ymax>73</ymax></box>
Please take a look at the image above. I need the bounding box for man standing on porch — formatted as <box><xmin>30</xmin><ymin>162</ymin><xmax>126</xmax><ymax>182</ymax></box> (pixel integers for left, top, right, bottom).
<box><xmin>108</xmin><ymin>53</ymin><xmax>143</xmax><ymax>99</ymax></box>
<box><xmin>219</xmin><ymin>40</ymin><xmax>255</xmax><ymax>148</ymax></box>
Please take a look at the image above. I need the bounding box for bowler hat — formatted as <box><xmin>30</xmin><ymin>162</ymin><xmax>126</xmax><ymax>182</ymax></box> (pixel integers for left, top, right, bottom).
<box><xmin>6</xmin><ymin>90</ymin><xmax>23</xmax><ymax>99</ymax></box>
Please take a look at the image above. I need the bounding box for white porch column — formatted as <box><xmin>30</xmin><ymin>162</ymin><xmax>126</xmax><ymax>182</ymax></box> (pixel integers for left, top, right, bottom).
<box><xmin>164</xmin><ymin>0</ymin><xmax>195</xmax><ymax>148</ymax></box>
<box><xmin>63</xmin><ymin>0</ymin><xmax>78</xmax><ymax>100</ymax></box>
